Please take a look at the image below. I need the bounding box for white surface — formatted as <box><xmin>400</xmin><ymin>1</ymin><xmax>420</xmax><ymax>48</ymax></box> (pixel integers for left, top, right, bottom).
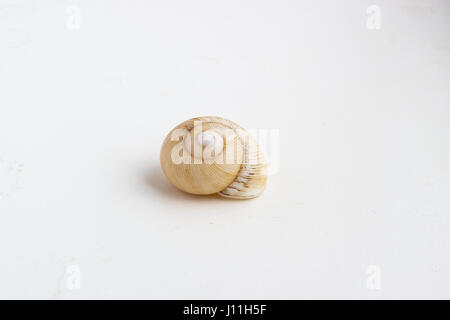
<box><xmin>0</xmin><ymin>0</ymin><xmax>449</xmax><ymax>299</ymax></box>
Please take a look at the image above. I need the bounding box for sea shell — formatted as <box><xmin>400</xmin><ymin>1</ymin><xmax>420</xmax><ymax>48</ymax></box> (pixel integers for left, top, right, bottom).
<box><xmin>160</xmin><ymin>116</ymin><xmax>267</xmax><ymax>199</ymax></box>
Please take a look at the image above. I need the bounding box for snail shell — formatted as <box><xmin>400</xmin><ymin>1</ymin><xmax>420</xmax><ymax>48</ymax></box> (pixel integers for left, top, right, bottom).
<box><xmin>160</xmin><ymin>116</ymin><xmax>267</xmax><ymax>199</ymax></box>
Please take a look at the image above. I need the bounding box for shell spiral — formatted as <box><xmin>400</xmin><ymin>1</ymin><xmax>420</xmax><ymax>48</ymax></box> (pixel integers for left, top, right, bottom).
<box><xmin>160</xmin><ymin>116</ymin><xmax>267</xmax><ymax>199</ymax></box>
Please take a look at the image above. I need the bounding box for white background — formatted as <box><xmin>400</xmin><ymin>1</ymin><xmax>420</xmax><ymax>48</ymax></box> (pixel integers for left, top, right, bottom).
<box><xmin>0</xmin><ymin>0</ymin><xmax>449</xmax><ymax>299</ymax></box>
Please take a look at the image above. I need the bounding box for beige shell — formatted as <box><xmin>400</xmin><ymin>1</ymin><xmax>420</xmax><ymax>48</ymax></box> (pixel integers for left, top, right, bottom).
<box><xmin>160</xmin><ymin>116</ymin><xmax>267</xmax><ymax>199</ymax></box>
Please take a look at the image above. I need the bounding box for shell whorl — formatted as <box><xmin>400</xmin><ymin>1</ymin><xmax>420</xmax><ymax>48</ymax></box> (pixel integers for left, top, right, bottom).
<box><xmin>218</xmin><ymin>130</ymin><xmax>267</xmax><ymax>199</ymax></box>
<box><xmin>160</xmin><ymin>116</ymin><xmax>267</xmax><ymax>199</ymax></box>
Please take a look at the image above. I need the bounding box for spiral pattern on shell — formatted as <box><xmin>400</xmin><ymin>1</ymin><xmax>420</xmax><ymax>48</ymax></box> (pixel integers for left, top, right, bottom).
<box><xmin>160</xmin><ymin>116</ymin><xmax>267</xmax><ymax>199</ymax></box>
